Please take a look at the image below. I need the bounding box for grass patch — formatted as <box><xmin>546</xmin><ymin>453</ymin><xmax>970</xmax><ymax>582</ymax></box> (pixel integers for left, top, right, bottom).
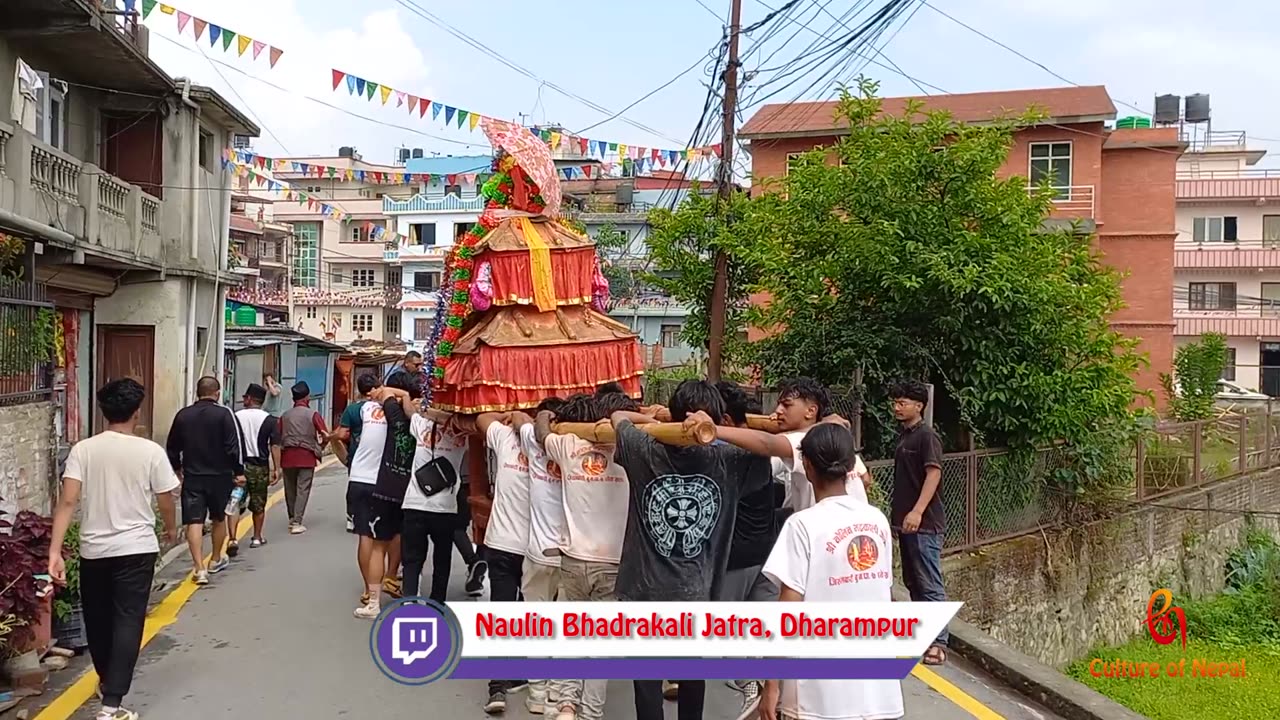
<box><xmin>1066</xmin><ymin>640</ymin><xmax>1280</xmax><ymax>719</ymax></box>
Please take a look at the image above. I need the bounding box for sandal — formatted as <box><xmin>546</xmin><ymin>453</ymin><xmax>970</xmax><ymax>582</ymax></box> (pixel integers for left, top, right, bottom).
<box><xmin>923</xmin><ymin>644</ymin><xmax>947</xmax><ymax>665</ymax></box>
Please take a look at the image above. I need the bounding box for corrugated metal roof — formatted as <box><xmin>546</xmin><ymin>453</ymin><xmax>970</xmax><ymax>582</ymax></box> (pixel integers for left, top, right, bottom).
<box><xmin>224</xmin><ymin>326</ymin><xmax>344</xmax><ymax>352</ymax></box>
<box><xmin>404</xmin><ymin>155</ymin><xmax>493</xmax><ymax>175</ymax></box>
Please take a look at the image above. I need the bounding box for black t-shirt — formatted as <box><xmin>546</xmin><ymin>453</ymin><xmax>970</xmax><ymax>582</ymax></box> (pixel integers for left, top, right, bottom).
<box><xmin>891</xmin><ymin>422</ymin><xmax>945</xmax><ymax>534</ymax></box>
<box><xmin>373</xmin><ymin>398</ymin><xmax>415</xmax><ymax>502</ymax></box>
<box><xmin>726</xmin><ymin>482</ymin><xmax>778</xmax><ymax>571</ymax></box>
<box><xmin>612</xmin><ymin>420</ymin><xmax>772</xmax><ymax>602</ymax></box>
<box><xmin>247</xmin><ymin>416</ymin><xmax>280</xmax><ymax>467</ymax></box>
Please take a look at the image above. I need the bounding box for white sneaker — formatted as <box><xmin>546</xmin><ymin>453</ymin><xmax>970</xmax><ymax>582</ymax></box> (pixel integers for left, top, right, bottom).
<box><xmin>290</xmin><ymin>524</ymin><xmax>307</xmax><ymax>535</ymax></box>
<box><xmin>526</xmin><ymin>696</ymin><xmax>544</xmax><ymax>715</ymax></box>
<box><xmin>97</xmin><ymin>707</ymin><xmax>139</xmax><ymax>720</ymax></box>
<box><xmin>354</xmin><ymin>600</ymin><xmax>381</xmax><ymax>619</ymax></box>
<box><xmin>193</xmin><ymin>570</ymin><xmax>209</xmax><ymax>585</ymax></box>
<box><xmin>207</xmin><ymin>557</ymin><xmax>229</xmax><ymax>574</ymax></box>
<box><xmin>554</xmin><ymin>705</ymin><xmax>576</xmax><ymax>720</ymax></box>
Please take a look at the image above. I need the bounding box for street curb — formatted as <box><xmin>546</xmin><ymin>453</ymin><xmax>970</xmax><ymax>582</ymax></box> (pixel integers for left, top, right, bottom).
<box><xmin>892</xmin><ymin>580</ymin><xmax>1148</xmax><ymax>720</ymax></box>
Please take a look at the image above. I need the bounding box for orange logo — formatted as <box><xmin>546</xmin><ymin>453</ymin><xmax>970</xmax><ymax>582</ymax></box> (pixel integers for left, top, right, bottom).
<box><xmin>370</xmin><ymin>407</ymin><xmax>385</xmax><ymax>421</ymax></box>
<box><xmin>516</xmin><ymin>452</ymin><xmax>529</xmax><ymax>469</ymax></box>
<box><xmin>580</xmin><ymin>451</ymin><xmax>608</xmax><ymax>476</ymax></box>
<box><xmin>846</xmin><ymin>535</ymin><xmax>879</xmax><ymax>572</ymax></box>
<box><xmin>1147</xmin><ymin>588</ymin><xmax>1187</xmax><ymax>649</ymax></box>
<box><xmin>547</xmin><ymin>460</ymin><xmax>562</xmax><ymax>480</ymax></box>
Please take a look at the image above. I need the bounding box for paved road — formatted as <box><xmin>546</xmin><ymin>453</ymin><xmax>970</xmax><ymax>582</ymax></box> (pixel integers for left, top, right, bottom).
<box><xmin>48</xmin><ymin>463</ymin><xmax>1061</xmax><ymax>719</ymax></box>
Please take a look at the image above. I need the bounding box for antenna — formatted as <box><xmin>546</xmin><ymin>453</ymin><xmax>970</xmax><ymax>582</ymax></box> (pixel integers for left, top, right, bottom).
<box><xmin>518</xmin><ymin>112</ymin><xmax>531</xmax><ymax>128</ymax></box>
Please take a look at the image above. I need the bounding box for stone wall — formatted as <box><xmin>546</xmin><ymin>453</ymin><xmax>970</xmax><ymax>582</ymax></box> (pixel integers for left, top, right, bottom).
<box><xmin>0</xmin><ymin>401</ymin><xmax>55</xmax><ymax>516</ymax></box>
<box><xmin>946</xmin><ymin>468</ymin><xmax>1280</xmax><ymax>667</ymax></box>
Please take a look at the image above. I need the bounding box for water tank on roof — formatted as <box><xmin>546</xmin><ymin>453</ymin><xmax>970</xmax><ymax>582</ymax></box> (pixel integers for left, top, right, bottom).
<box><xmin>1185</xmin><ymin>94</ymin><xmax>1211</xmax><ymax>123</ymax></box>
<box><xmin>1116</xmin><ymin>116</ymin><xmax>1152</xmax><ymax>130</ymax></box>
<box><xmin>1153</xmin><ymin>94</ymin><xmax>1180</xmax><ymax>125</ymax></box>
<box><xmin>615</xmin><ymin>182</ymin><xmax>634</xmax><ymax>205</ymax></box>
<box><xmin>339</xmin><ymin>146</ymin><xmax>356</xmax><ymax>158</ymax></box>
<box><xmin>234</xmin><ymin>306</ymin><xmax>258</xmax><ymax>327</ymax></box>
<box><xmin>412</xmin><ymin>148</ymin><xmax>424</xmax><ymax>159</ymax></box>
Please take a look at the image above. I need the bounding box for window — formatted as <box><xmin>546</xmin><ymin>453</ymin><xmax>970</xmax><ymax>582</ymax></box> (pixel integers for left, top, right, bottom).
<box><xmin>1188</xmin><ymin>282</ymin><xmax>1237</xmax><ymax>311</ymax></box>
<box><xmin>305</xmin><ymin>185</ymin><xmax>323</xmax><ymax>194</ymax></box>
<box><xmin>1265</xmin><ymin>216</ymin><xmax>1280</xmax><ymax>247</ymax></box>
<box><xmin>1192</xmin><ymin>216</ymin><xmax>1238</xmax><ymax>243</ymax></box>
<box><xmin>34</xmin><ymin>73</ymin><xmax>67</xmax><ymax>150</ymax></box>
<box><xmin>413</xmin><ymin>271</ymin><xmax>440</xmax><ymax>292</ymax></box>
<box><xmin>785</xmin><ymin>152</ymin><xmax>805</xmax><ymax>176</ymax></box>
<box><xmin>1029</xmin><ymin>142</ymin><xmax>1072</xmax><ymax>198</ymax></box>
<box><xmin>411</xmin><ymin>223</ymin><xmax>437</xmax><ymax>247</ymax></box>
<box><xmin>454</xmin><ymin>222</ymin><xmax>470</xmax><ymax>244</ymax></box>
<box><xmin>1222</xmin><ymin>348</ymin><xmax>1237</xmax><ymax>381</ymax></box>
<box><xmin>1263</xmin><ymin>283</ymin><xmax>1280</xmax><ymax>316</ymax></box>
<box><xmin>660</xmin><ymin>323</ymin><xmax>681</xmax><ymax>348</ymax></box>
<box><xmin>352</xmin><ymin>313</ymin><xmax>374</xmax><ymax>333</ymax></box>
<box><xmin>332</xmin><ymin>268</ymin><xmax>344</xmax><ymax>286</ymax></box>
<box><xmin>305</xmin><ymin>306</ymin><xmax>317</xmax><ymax>319</ymax></box>
<box><xmin>386</xmin><ymin>313</ymin><xmax>401</xmax><ymax>334</ymax></box>
<box><xmin>198</xmin><ymin>128</ymin><xmax>214</xmax><ymax>170</ymax></box>
<box><xmin>414</xmin><ymin>317</ymin><xmax>431</xmax><ymax>341</ymax></box>
<box><xmin>444</xmin><ymin>183</ymin><xmax>462</xmax><ymax>196</ymax></box>
<box><xmin>330</xmin><ymin>311</ymin><xmax>343</xmax><ymax>329</ymax></box>
<box><xmin>387</xmin><ymin>268</ymin><xmax>402</xmax><ymax>288</ymax></box>
<box><xmin>347</xmin><ymin>222</ymin><xmax>382</xmax><ymax>243</ymax></box>
<box><xmin>258</xmin><ymin>240</ymin><xmax>275</xmax><ymax>262</ymax></box>
<box><xmin>352</xmin><ymin>268</ymin><xmax>376</xmax><ymax>287</ymax></box>
<box><xmin>291</xmin><ymin>222</ymin><xmax>320</xmax><ymax>287</ymax></box>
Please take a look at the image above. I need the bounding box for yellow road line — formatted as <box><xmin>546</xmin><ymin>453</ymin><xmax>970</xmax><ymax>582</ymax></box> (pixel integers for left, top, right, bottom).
<box><xmin>35</xmin><ymin>488</ymin><xmax>287</xmax><ymax>720</ymax></box>
<box><xmin>912</xmin><ymin>664</ymin><xmax>1007</xmax><ymax>720</ymax></box>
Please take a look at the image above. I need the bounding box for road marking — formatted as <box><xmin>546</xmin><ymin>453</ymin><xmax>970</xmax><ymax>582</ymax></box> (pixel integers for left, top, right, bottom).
<box><xmin>913</xmin><ymin>665</ymin><xmax>1007</xmax><ymax>720</ymax></box>
<box><xmin>35</xmin><ymin>487</ymin><xmax>288</xmax><ymax>720</ymax></box>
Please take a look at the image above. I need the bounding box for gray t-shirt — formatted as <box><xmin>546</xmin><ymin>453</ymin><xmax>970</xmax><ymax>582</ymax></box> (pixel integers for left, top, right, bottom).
<box><xmin>613</xmin><ymin>419</ymin><xmax>772</xmax><ymax>602</ymax></box>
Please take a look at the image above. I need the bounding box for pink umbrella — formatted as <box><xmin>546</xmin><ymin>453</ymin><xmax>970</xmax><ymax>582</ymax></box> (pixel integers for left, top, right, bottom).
<box><xmin>481</xmin><ymin>118</ymin><xmax>562</xmax><ymax>217</ymax></box>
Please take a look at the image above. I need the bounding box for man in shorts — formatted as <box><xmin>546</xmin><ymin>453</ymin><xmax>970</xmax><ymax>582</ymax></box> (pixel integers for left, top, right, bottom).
<box><xmin>333</xmin><ymin>372</ymin><xmax>380</xmax><ymax>533</ymax></box>
<box><xmin>231</xmin><ymin>384</ymin><xmax>281</xmax><ymax>548</ymax></box>
<box><xmin>166</xmin><ymin>376</ymin><xmax>245</xmax><ymax>585</ymax></box>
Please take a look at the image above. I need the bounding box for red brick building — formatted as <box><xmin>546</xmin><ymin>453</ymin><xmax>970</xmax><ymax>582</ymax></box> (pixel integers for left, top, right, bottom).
<box><xmin>739</xmin><ymin>85</ymin><xmax>1181</xmax><ymax>403</ymax></box>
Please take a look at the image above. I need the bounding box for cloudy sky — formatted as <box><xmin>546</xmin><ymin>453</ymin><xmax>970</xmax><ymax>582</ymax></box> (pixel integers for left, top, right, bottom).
<box><xmin>141</xmin><ymin>0</ymin><xmax>1280</xmax><ymax>170</ymax></box>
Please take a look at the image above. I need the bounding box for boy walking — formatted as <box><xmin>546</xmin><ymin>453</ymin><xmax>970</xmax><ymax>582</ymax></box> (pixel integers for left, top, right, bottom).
<box><xmin>49</xmin><ymin>379</ymin><xmax>179</xmax><ymax>720</ymax></box>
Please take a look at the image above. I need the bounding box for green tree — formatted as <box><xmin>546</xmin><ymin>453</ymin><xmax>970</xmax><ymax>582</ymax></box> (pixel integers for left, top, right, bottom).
<box><xmin>655</xmin><ymin>80</ymin><xmax>1144</xmax><ymax>467</ymax></box>
<box><xmin>1161</xmin><ymin>333</ymin><xmax>1228</xmax><ymax>421</ymax></box>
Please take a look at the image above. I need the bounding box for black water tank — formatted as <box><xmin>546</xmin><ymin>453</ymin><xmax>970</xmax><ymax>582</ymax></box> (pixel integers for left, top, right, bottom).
<box><xmin>1185</xmin><ymin>94</ymin><xmax>1211</xmax><ymax>124</ymax></box>
<box><xmin>1153</xmin><ymin>94</ymin><xmax>1180</xmax><ymax>124</ymax></box>
<box><xmin>412</xmin><ymin>148</ymin><xmax>424</xmax><ymax>159</ymax></box>
<box><xmin>339</xmin><ymin>146</ymin><xmax>356</xmax><ymax>158</ymax></box>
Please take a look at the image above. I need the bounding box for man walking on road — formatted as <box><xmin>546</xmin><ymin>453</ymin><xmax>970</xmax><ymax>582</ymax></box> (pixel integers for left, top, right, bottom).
<box><xmin>279</xmin><ymin>381</ymin><xmax>329</xmax><ymax>535</ymax></box>
<box><xmin>167</xmin><ymin>376</ymin><xmax>245</xmax><ymax>585</ymax></box>
<box><xmin>384</xmin><ymin>350</ymin><xmax>423</xmax><ymax>386</ymax></box>
<box><xmin>333</xmin><ymin>372</ymin><xmax>380</xmax><ymax>532</ymax></box>
<box><xmin>49</xmin><ymin>378</ymin><xmax>179</xmax><ymax>720</ymax></box>
<box><xmin>889</xmin><ymin>379</ymin><xmax>949</xmax><ymax>665</ymax></box>
<box><xmin>232</xmin><ymin>384</ymin><xmax>282</xmax><ymax>548</ymax></box>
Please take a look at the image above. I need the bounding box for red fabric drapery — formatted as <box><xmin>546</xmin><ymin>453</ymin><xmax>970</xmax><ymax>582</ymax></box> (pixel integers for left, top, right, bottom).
<box><xmin>483</xmin><ymin>247</ymin><xmax>596</xmax><ymax>307</ymax></box>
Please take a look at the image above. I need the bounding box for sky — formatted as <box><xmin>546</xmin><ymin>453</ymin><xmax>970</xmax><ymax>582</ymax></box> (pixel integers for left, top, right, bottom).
<box><xmin>141</xmin><ymin>0</ymin><xmax>1280</xmax><ymax>171</ymax></box>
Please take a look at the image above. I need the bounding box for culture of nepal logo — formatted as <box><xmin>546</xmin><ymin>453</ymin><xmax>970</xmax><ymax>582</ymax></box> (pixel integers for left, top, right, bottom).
<box><xmin>1086</xmin><ymin>589</ymin><xmax>1246</xmax><ymax>680</ymax></box>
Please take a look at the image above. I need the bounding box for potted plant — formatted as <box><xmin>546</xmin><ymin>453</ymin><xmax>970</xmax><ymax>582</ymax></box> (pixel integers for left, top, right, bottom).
<box><xmin>52</xmin><ymin>521</ymin><xmax>88</xmax><ymax>651</ymax></box>
<box><xmin>0</xmin><ymin>500</ymin><xmax>53</xmax><ymax>680</ymax></box>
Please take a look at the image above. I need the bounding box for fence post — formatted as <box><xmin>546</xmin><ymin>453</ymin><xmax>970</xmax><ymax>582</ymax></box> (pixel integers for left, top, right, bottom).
<box><xmin>1268</xmin><ymin>400</ymin><xmax>1274</xmax><ymax>466</ymax></box>
<box><xmin>965</xmin><ymin>440</ymin><xmax>978</xmax><ymax>547</ymax></box>
<box><xmin>1135</xmin><ymin>434</ymin><xmax>1146</xmax><ymax>500</ymax></box>
<box><xmin>1239</xmin><ymin>414</ymin><xmax>1248</xmax><ymax>473</ymax></box>
<box><xmin>852</xmin><ymin>365</ymin><xmax>863</xmax><ymax>451</ymax></box>
<box><xmin>1192</xmin><ymin>421</ymin><xmax>1203</xmax><ymax>486</ymax></box>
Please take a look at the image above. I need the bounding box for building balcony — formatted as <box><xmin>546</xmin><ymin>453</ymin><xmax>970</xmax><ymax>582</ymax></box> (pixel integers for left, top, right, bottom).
<box><xmin>1</xmin><ymin>121</ymin><xmax>164</xmax><ymax>262</ymax></box>
<box><xmin>1176</xmin><ymin>171</ymin><xmax>1280</xmax><ymax>201</ymax></box>
<box><xmin>578</xmin><ymin>200</ymin><xmax>654</xmax><ymax>225</ymax></box>
<box><xmin>1175</xmin><ymin>245</ymin><xmax>1280</xmax><ymax>269</ymax></box>
<box><xmin>383</xmin><ymin>193</ymin><xmax>486</xmax><ymax>214</ymax></box>
<box><xmin>1176</xmin><ymin>312</ymin><xmax>1280</xmax><ymax>337</ymax></box>
<box><xmin>1027</xmin><ymin>185</ymin><xmax>1095</xmax><ymax>220</ymax></box>
<box><xmin>385</xmin><ymin>244</ymin><xmax>449</xmax><ymax>263</ymax></box>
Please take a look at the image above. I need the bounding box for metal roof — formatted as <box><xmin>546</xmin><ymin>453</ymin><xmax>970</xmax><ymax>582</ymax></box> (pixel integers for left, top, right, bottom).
<box><xmin>404</xmin><ymin>155</ymin><xmax>493</xmax><ymax>175</ymax></box>
<box><xmin>224</xmin><ymin>325</ymin><xmax>344</xmax><ymax>352</ymax></box>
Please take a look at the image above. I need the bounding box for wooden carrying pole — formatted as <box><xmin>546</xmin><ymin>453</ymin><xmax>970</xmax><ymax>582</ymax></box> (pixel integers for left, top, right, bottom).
<box><xmin>551</xmin><ymin>419</ymin><xmax>716</xmax><ymax>446</ymax></box>
<box><xmin>649</xmin><ymin>407</ymin><xmax>781</xmax><ymax>433</ymax></box>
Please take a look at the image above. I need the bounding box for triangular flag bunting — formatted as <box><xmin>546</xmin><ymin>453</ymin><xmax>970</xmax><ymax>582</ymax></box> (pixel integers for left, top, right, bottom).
<box><xmin>444</xmin><ymin>106</ymin><xmax>455</xmax><ymax>124</ymax></box>
<box><xmin>379</xmin><ymin>85</ymin><xmax>392</xmax><ymax>105</ymax></box>
<box><xmin>589</xmin><ymin>140</ymin><xmax>599</xmax><ymax>156</ymax></box>
<box><xmin>539</xmin><ymin>129</ymin><xmax>551</xmax><ymax>142</ymax></box>
<box><xmin>252</xmin><ymin>40</ymin><xmax>265</xmax><ymax>59</ymax></box>
<box><xmin>583</xmin><ymin>165</ymin><xmax>593</xmax><ymax>178</ymax></box>
<box><xmin>407</xmin><ymin>96</ymin><xmax>418</xmax><ymax>114</ymax></box>
<box><xmin>446</xmin><ymin>175</ymin><xmax>457</xmax><ymax>185</ymax></box>
<box><xmin>193</xmin><ymin>18</ymin><xmax>207</xmax><ymax>40</ymax></box>
<box><xmin>711</xmin><ymin>144</ymin><xmax>723</xmax><ymax>157</ymax></box>
<box><xmin>237</xmin><ymin>35</ymin><xmax>251</xmax><ymax>56</ymax></box>
<box><xmin>176</xmin><ymin>10</ymin><xmax>190</xmax><ymax>32</ymax></box>
<box><xmin>608</xmin><ymin>142</ymin><xmax>618</xmax><ymax>151</ymax></box>
<box><xmin>159</xmin><ymin>3</ymin><xmax>175</xmax><ymax>14</ymax></box>
<box><xmin>332</xmin><ymin>70</ymin><xmax>345</xmax><ymax>91</ymax></box>
<box><xmin>268</xmin><ymin>47</ymin><xmax>283</xmax><ymax>68</ymax></box>
<box><xmin>208</xmin><ymin>25</ymin><xmax>221</xmax><ymax>46</ymax></box>
<box><xmin>549</xmin><ymin>132</ymin><xmax>561</xmax><ymax>149</ymax></box>
<box><xmin>428</xmin><ymin>101</ymin><xmax>438</xmax><ymax>120</ymax></box>
<box><xmin>579</xmin><ymin>137</ymin><xmax>589</xmax><ymax>155</ymax></box>
<box><xmin>395</xmin><ymin>91</ymin><xmax>406</xmax><ymax>107</ymax></box>
<box><xmin>142</xmin><ymin>0</ymin><xmax>158</xmax><ymax>18</ymax></box>
<box><xmin>651</xmin><ymin>149</ymin><xmax>660</xmax><ymax>161</ymax></box>
<box><xmin>469</xmin><ymin>113</ymin><xmax>480</xmax><ymax>131</ymax></box>
<box><xmin>222</xmin><ymin>30</ymin><xmax>235</xmax><ymax>53</ymax></box>
<box><xmin>456</xmin><ymin>110</ymin><xmax>468</xmax><ymax>129</ymax></box>
<box><xmin>366</xmin><ymin>82</ymin><xmax>378</xmax><ymax>101</ymax></box>
<box><xmin>355</xmin><ymin>77</ymin><xmax>365</xmax><ymax>96</ymax></box>
<box><xmin>618</xmin><ymin>144</ymin><xmax>628</xmax><ymax>157</ymax></box>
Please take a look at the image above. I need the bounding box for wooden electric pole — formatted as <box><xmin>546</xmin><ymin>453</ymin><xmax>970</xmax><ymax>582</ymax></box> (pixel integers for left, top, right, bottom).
<box><xmin>706</xmin><ymin>0</ymin><xmax>743</xmax><ymax>382</ymax></box>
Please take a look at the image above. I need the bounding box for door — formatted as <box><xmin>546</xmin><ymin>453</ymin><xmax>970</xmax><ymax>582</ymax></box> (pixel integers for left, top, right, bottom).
<box><xmin>96</xmin><ymin>325</ymin><xmax>155</xmax><ymax>437</ymax></box>
<box><xmin>100</xmin><ymin>112</ymin><xmax>164</xmax><ymax>199</ymax></box>
<box><xmin>1261</xmin><ymin>343</ymin><xmax>1280</xmax><ymax>398</ymax></box>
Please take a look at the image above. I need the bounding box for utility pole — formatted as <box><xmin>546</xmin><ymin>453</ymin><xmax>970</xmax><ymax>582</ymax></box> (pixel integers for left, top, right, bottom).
<box><xmin>706</xmin><ymin>0</ymin><xmax>743</xmax><ymax>382</ymax></box>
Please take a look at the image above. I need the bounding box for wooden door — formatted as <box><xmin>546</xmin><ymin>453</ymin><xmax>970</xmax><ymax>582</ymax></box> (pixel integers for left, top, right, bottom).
<box><xmin>96</xmin><ymin>325</ymin><xmax>155</xmax><ymax>438</ymax></box>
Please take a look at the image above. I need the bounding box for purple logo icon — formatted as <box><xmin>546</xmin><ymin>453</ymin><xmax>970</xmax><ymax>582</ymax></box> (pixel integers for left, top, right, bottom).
<box><xmin>370</xmin><ymin>599</ymin><xmax>462</xmax><ymax>685</ymax></box>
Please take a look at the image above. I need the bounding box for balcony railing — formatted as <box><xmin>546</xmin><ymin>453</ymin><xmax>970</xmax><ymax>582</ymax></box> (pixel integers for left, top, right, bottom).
<box><xmin>1176</xmin><ymin>168</ymin><xmax>1280</xmax><ymax>179</ymax></box>
<box><xmin>31</xmin><ymin>144</ymin><xmax>81</xmax><ymax>203</ymax></box>
<box><xmin>1027</xmin><ymin>185</ymin><xmax>1095</xmax><ymax>218</ymax></box>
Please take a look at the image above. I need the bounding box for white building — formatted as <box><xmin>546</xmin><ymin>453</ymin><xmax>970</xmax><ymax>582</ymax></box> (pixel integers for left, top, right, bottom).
<box><xmin>383</xmin><ymin>155</ymin><xmax>490</xmax><ymax>348</ymax></box>
<box><xmin>1175</xmin><ymin>129</ymin><xmax>1280</xmax><ymax>394</ymax></box>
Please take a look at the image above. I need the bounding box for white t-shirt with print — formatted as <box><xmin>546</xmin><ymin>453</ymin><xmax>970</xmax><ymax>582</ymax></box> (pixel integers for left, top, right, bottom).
<box><xmin>348</xmin><ymin>401</ymin><xmax>388</xmax><ymax>485</ymax></box>
<box><xmin>775</xmin><ymin>429</ymin><xmax>869</xmax><ymax>511</ymax></box>
<box><xmin>402</xmin><ymin>415</ymin><xmax>469</xmax><ymax>513</ymax></box>
<box><xmin>483</xmin><ymin>422</ymin><xmax>532</xmax><ymax>556</ymax></box>
<box><xmin>520</xmin><ymin>424</ymin><xmax>562</xmax><ymax>566</ymax></box>
<box><xmin>234</xmin><ymin>407</ymin><xmax>270</xmax><ymax>460</ymax></box>
<box><xmin>63</xmin><ymin>431</ymin><xmax>181</xmax><ymax>560</ymax></box>
<box><xmin>763</xmin><ymin>495</ymin><xmax>904</xmax><ymax>720</ymax></box>
<box><xmin>545</xmin><ymin>433</ymin><xmax>629</xmax><ymax>564</ymax></box>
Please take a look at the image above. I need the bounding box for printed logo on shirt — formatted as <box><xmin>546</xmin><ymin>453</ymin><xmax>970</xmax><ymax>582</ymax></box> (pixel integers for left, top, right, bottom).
<box><xmin>846</xmin><ymin>535</ymin><xmax>879</xmax><ymax>572</ymax></box>
<box><xmin>547</xmin><ymin>460</ymin><xmax>562</xmax><ymax>480</ymax></box>
<box><xmin>516</xmin><ymin>452</ymin><xmax>530</xmax><ymax>470</ymax></box>
<box><xmin>641</xmin><ymin>474</ymin><xmax>722</xmax><ymax>559</ymax></box>
<box><xmin>369</xmin><ymin>407</ymin><xmax>386</xmax><ymax>422</ymax></box>
<box><xmin>580</xmin><ymin>450</ymin><xmax>608</xmax><ymax>476</ymax></box>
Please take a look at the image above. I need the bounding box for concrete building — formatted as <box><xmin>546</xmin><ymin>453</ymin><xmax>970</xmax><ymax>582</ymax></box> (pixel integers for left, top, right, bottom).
<box><xmin>1173</xmin><ymin>128</ymin><xmax>1280</xmax><ymax>394</ymax></box>
<box><xmin>267</xmin><ymin>150</ymin><xmax>407</xmax><ymax>345</ymax></box>
<box><xmin>226</xmin><ymin>190</ymin><xmax>291</xmax><ymax>311</ymax></box>
<box><xmin>383</xmin><ymin>155</ymin><xmax>490</xmax><ymax>349</ymax></box>
<box><xmin>0</xmin><ymin>0</ymin><xmax>259</xmax><ymax>515</ymax></box>
<box><xmin>740</xmin><ymin>85</ymin><xmax>1182</xmax><ymax>402</ymax></box>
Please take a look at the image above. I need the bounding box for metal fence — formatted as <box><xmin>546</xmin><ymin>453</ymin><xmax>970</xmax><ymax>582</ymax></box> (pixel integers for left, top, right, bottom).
<box><xmin>0</xmin><ymin>277</ymin><xmax>55</xmax><ymax>405</ymax></box>
<box><xmin>1137</xmin><ymin>408</ymin><xmax>1280</xmax><ymax>501</ymax></box>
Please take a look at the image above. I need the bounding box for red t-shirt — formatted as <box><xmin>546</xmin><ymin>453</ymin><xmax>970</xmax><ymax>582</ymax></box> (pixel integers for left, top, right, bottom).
<box><xmin>281</xmin><ymin>400</ymin><xmax>329</xmax><ymax>469</ymax></box>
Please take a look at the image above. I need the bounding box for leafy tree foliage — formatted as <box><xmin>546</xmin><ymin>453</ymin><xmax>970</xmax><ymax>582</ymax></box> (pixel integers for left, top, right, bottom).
<box><xmin>1161</xmin><ymin>333</ymin><xmax>1228</xmax><ymax>421</ymax></box>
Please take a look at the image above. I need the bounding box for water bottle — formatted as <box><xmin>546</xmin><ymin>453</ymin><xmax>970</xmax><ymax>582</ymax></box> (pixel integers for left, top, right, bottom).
<box><xmin>225</xmin><ymin>487</ymin><xmax>245</xmax><ymax>516</ymax></box>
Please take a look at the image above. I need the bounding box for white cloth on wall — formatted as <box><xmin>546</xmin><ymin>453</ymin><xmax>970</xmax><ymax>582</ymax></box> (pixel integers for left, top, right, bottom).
<box><xmin>11</xmin><ymin>58</ymin><xmax>42</xmax><ymax>130</ymax></box>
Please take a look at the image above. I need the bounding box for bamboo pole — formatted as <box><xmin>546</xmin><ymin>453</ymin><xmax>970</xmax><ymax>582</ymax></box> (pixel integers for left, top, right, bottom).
<box><xmin>647</xmin><ymin>407</ymin><xmax>782</xmax><ymax>433</ymax></box>
<box><xmin>551</xmin><ymin>418</ymin><xmax>716</xmax><ymax>446</ymax></box>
